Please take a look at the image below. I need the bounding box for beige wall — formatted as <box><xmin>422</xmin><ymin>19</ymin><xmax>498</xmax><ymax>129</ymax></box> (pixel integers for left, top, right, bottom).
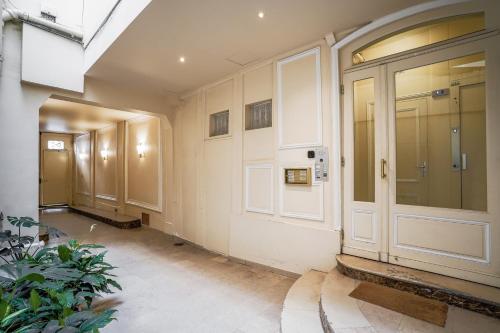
<box><xmin>125</xmin><ymin>115</ymin><xmax>162</xmax><ymax>212</ymax></box>
<box><xmin>95</xmin><ymin>124</ymin><xmax>118</xmax><ymax>202</ymax></box>
<box><xmin>173</xmin><ymin>40</ymin><xmax>340</xmax><ymax>273</ymax></box>
<box><xmin>74</xmin><ymin>133</ymin><xmax>91</xmax><ymax>196</ymax></box>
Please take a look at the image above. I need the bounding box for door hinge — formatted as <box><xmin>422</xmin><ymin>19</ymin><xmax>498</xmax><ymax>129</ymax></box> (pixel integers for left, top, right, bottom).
<box><xmin>341</xmin><ymin>156</ymin><xmax>345</xmax><ymax>167</ymax></box>
<box><xmin>340</xmin><ymin>229</ymin><xmax>344</xmax><ymax>241</ymax></box>
<box><xmin>340</xmin><ymin>84</ymin><xmax>345</xmax><ymax>95</ymax></box>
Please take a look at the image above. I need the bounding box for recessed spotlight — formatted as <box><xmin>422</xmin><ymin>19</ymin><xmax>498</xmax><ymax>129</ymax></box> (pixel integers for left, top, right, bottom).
<box><xmin>258</xmin><ymin>11</ymin><xmax>264</xmax><ymax>19</ymax></box>
<box><xmin>179</xmin><ymin>56</ymin><xmax>185</xmax><ymax>63</ymax></box>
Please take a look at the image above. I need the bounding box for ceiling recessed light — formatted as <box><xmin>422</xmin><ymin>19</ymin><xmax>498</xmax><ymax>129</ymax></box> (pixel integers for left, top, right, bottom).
<box><xmin>179</xmin><ymin>56</ymin><xmax>185</xmax><ymax>63</ymax></box>
<box><xmin>258</xmin><ymin>11</ymin><xmax>264</xmax><ymax>19</ymax></box>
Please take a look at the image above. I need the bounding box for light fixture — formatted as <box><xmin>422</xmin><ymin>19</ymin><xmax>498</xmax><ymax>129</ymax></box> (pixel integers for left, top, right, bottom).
<box><xmin>179</xmin><ymin>56</ymin><xmax>185</xmax><ymax>63</ymax></box>
<box><xmin>101</xmin><ymin>148</ymin><xmax>109</xmax><ymax>161</ymax></box>
<box><xmin>258</xmin><ymin>11</ymin><xmax>264</xmax><ymax>19</ymax></box>
<box><xmin>137</xmin><ymin>142</ymin><xmax>146</xmax><ymax>158</ymax></box>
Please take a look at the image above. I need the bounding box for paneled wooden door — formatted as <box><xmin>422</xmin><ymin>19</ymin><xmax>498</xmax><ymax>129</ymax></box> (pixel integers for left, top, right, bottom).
<box><xmin>41</xmin><ymin>149</ymin><xmax>69</xmax><ymax>206</ymax></box>
<box><xmin>342</xmin><ymin>66</ymin><xmax>389</xmax><ymax>261</ymax></box>
<box><xmin>386</xmin><ymin>39</ymin><xmax>500</xmax><ymax>287</ymax></box>
<box><xmin>343</xmin><ymin>37</ymin><xmax>500</xmax><ymax>287</ymax></box>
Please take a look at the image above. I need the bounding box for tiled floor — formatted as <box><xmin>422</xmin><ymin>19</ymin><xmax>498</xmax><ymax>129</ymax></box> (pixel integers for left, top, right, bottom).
<box><xmin>40</xmin><ymin>211</ymin><xmax>295</xmax><ymax>333</ymax></box>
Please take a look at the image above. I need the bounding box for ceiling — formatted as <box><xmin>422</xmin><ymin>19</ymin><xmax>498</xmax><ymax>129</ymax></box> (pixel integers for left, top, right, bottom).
<box><xmin>39</xmin><ymin>98</ymin><xmax>139</xmax><ymax>134</ymax></box>
<box><xmin>85</xmin><ymin>0</ymin><xmax>430</xmax><ymax>94</ymax></box>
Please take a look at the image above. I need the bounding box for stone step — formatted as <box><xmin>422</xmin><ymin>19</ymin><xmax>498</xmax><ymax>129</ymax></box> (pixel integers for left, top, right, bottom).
<box><xmin>281</xmin><ymin>270</ymin><xmax>325</xmax><ymax>333</ymax></box>
<box><xmin>70</xmin><ymin>205</ymin><xmax>141</xmax><ymax>229</ymax></box>
<box><xmin>319</xmin><ymin>267</ymin><xmax>500</xmax><ymax>333</ymax></box>
<box><xmin>336</xmin><ymin>254</ymin><xmax>500</xmax><ymax>318</ymax></box>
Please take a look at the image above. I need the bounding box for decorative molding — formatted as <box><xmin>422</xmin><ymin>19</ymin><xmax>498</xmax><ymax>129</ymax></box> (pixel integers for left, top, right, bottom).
<box><xmin>95</xmin><ymin>194</ymin><xmax>117</xmax><ymax>202</ymax></box>
<box><xmin>277</xmin><ymin>47</ymin><xmax>322</xmax><ymax>149</ymax></box>
<box><xmin>95</xmin><ymin>124</ymin><xmax>119</xmax><ymax>202</ymax></box>
<box><xmin>124</xmin><ymin>116</ymin><xmax>163</xmax><ymax>213</ymax></box>
<box><xmin>351</xmin><ymin>209</ymin><xmax>376</xmax><ymax>244</ymax></box>
<box><xmin>278</xmin><ymin>165</ymin><xmax>324</xmax><ymax>221</ymax></box>
<box><xmin>393</xmin><ymin>213</ymin><xmax>490</xmax><ymax>264</ymax></box>
<box><xmin>329</xmin><ymin>46</ymin><xmax>342</xmax><ymax>231</ymax></box>
<box><xmin>334</xmin><ymin>0</ymin><xmax>470</xmax><ymax>50</ymax></box>
<box><xmin>125</xmin><ymin>199</ymin><xmax>162</xmax><ymax>213</ymax></box>
<box><xmin>245</xmin><ymin>164</ymin><xmax>274</xmax><ymax>215</ymax></box>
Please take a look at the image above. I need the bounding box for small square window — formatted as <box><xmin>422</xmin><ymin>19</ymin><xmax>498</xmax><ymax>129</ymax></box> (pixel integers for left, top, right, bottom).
<box><xmin>209</xmin><ymin>110</ymin><xmax>230</xmax><ymax>137</ymax></box>
<box><xmin>245</xmin><ymin>99</ymin><xmax>272</xmax><ymax>131</ymax></box>
<box><xmin>47</xmin><ymin>140</ymin><xmax>64</xmax><ymax>150</ymax></box>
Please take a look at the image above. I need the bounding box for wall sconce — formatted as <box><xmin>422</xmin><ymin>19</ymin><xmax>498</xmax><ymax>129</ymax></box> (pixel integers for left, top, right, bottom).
<box><xmin>101</xmin><ymin>148</ymin><xmax>109</xmax><ymax>161</ymax></box>
<box><xmin>137</xmin><ymin>142</ymin><xmax>145</xmax><ymax>158</ymax></box>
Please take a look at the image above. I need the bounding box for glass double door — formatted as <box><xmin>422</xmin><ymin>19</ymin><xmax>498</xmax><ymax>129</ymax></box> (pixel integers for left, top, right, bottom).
<box><xmin>342</xmin><ymin>40</ymin><xmax>500</xmax><ymax>286</ymax></box>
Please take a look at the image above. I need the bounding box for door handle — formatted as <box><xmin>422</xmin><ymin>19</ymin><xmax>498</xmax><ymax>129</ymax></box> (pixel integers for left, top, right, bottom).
<box><xmin>417</xmin><ymin>161</ymin><xmax>427</xmax><ymax>177</ymax></box>
<box><xmin>381</xmin><ymin>159</ymin><xmax>387</xmax><ymax>179</ymax></box>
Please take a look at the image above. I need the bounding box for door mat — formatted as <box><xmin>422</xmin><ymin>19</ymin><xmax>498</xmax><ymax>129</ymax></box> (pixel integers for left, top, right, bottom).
<box><xmin>349</xmin><ymin>282</ymin><xmax>448</xmax><ymax>327</ymax></box>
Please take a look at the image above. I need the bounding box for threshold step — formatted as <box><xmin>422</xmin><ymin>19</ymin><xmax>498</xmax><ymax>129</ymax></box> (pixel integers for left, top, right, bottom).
<box><xmin>70</xmin><ymin>205</ymin><xmax>141</xmax><ymax>229</ymax></box>
<box><xmin>281</xmin><ymin>270</ymin><xmax>325</xmax><ymax>333</ymax></box>
<box><xmin>336</xmin><ymin>254</ymin><xmax>500</xmax><ymax>318</ymax></box>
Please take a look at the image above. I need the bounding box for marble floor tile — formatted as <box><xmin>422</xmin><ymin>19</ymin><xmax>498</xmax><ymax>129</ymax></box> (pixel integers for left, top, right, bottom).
<box><xmin>40</xmin><ymin>211</ymin><xmax>295</xmax><ymax>333</ymax></box>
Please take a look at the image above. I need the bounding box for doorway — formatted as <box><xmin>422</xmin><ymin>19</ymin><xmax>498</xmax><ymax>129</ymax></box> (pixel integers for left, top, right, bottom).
<box><xmin>39</xmin><ymin>133</ymin><xmax>72</xmax><ymax>206</ymax></box>
<box><xmin>342</xmin><ymin>38</ymin><xmax>500</xmax><ymax>286</ymax></box>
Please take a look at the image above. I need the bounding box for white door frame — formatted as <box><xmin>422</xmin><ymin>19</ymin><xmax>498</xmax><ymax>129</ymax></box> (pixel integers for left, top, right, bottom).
<box><xmin>385</xmin><ymin>36</ymin><xmax>500</xmax><ymax>287</ymax></box>
<box><xmin>342</xmin><ymin>65</ymin><xmax>389</xmax><ymax>261</ymax></box>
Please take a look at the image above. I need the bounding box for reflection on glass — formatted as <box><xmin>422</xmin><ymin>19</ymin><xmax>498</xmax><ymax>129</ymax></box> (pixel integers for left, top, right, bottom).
<box><xmin>354</xmin><ymin>78</ymin><xmax>375</xmax><ymax>202</ymax></box>
<box><xmin>395</xmin><ymin>53</ymin><xmax>486</xmax><ymax>211</ymax></box>
<box><xmin>353</xmin><ymin>13</ymin><xmax>484</xmax><ymax>64</ymax></box>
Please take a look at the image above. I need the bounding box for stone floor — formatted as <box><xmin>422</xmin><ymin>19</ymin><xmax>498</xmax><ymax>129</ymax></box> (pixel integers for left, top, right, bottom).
<box><xmin>40</xmin><ymin>210</ymin><xmax>295</xmax><ymax>333</ymax></box>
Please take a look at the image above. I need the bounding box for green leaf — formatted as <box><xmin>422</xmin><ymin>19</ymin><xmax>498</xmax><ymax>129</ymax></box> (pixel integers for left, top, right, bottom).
<box><xmin>19</xmin><ymin>273</ymin><xmax>45</xmax><ymax>284</ymax></box>
<box><xmin>57</xmin><ymin>245</ymin><xmax>71</xmax><ymax>263</ymax></box>
<box><xmin>1</xmin><ymin>308</ymin><xmax>29</xmax><ymax>326</ymax></box>
<box><xmin>106</xmin><ymin>279</ymin><xmax>122</xmax><ymax>291</ymax></box>
<box><xmin>7</xmin><ymin>216</ymin><xmax>39</xmax><ymax>228</ymax></box>
<box><xmin>79</xmin><ymin>309</ymin><xmax>116</xmax><ymax>332</ymax></box>
<box><xmin>68</xmin><ymin>240</ymin><xmax>78</xmax><ymax>249</ymax></box>
<box><xmin>0</xmin><ymin>300</ymin><xmax>10</xmax><ymax>320</ymax></box>
<box><xmin>62</xmin><ymin>307</ymin><xmax>73</xmax><ymax>319</ymax></box>
<box><xmin>29</xmin><ymin>289</ymin><xmax>42</xmax><ymax>311</ymax></box>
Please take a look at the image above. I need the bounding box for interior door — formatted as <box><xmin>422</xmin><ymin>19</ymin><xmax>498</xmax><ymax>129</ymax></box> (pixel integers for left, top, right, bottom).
<box><xmin>342</xmin><ymin>66</ymin><xmax>388</xmax><ymax>260</ymax></box>
<box><xmin>41</xmin><ymin>149</ymin><xmax>69</xmax><ymax>205</ymax></box>
<box><xmin>395</xmin><ymin>98</ymin><xmax>429</xmax><ymax>206</ymax></box>
<box><xmin>387</xmin><ymin>39</ymin><xmax>500</xmax><ymax>287</ymax></box>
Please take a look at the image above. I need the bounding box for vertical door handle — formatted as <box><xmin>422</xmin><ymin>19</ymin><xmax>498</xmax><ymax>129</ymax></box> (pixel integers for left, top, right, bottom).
<box><xmin>461</xmin><ymin>153</ymin><xmax>467</xmax><ymax>170</ymax></box>
<box><xmin>381</xmin><ymin>159</ymin><xmax>387</xmax><ymax>179</ymax></box>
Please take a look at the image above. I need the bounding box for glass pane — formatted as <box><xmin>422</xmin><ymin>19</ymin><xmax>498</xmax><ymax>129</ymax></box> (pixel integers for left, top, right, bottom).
<box><xmin>353</xmin><ymin>13</ymin><xmax>484</xmax><ymax>64</ymax></box>
<box><xmin>395</xmin><ymin>53</ymin><xmax>486</xmax><ymax>211</ymax></box>
<box><xmin>47</xmin><ymin>140</ymin><xmax>64</xmax><ymax>150</ymax></box>
<box><xmin>245</xmin><ymin>99</ymin><xmax>272</xmax><ymax>130</ymax></box>
<box><xmin>209</xmin><ymin>110</ymin><xmax>229</xmax><ymax>137</ymax></box>
<box><xmin>353</xmin><ymin>78</ymin><xmax>375</xmax><ymax>202</ymax></box>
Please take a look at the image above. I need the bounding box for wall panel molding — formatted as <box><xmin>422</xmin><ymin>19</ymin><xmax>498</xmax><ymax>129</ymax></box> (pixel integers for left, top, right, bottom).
<box><xmin>124</xmin><ymin>116</ymin><xmax>163</xmax><ymax>213</ymax></box>
<box><xmin>277</xmin><ymin>47</ymin><xmax>322</xmax><ymax>149</ymax></box>
<box><xmin>393</xmin><ymin>213</ymin><xmax>490</xmax><ymax>264</ymax></box>
<box><xmin>245</xmin><ymin>164</ymin><xmax>274</xmax><ymax>215</ymax></box>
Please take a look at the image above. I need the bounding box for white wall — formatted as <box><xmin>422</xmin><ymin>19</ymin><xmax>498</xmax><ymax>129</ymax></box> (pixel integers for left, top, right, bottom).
<box><xmin>0</xmin><ymin>24</ymin><xmax>51</xmax><ymax>218</ymax></box>
<box><xmin>82</xmin><ymin>0</ymin><xmax>119</xmax><ymax>45</ymax></box>
<box><xmin>22</xmin><ymin>24</ymin><xmax>84</xmax><ymax>92</ymax></box>
<box><xmin>83</xmin><ymin>0</ymin><xmax>151</xmax><ymax>72</ymax></box>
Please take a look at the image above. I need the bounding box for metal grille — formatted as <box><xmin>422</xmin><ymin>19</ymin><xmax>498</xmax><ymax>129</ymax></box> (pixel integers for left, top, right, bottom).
<box><xmin>245</xmin><ymin>99</ymin><xmax>272</xmax><ymax>130</ymax></box>
<box><xmin>209</xmin><ymin>110</ymin><xmax>229</xmax><ymax>137</ymax></box>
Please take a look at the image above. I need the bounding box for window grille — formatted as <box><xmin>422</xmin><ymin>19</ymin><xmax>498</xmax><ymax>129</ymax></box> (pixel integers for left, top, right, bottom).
<box><xmin>245</xmin><ymin>99</ymin><xmax>272</xmax><ymax>130</ymax></box>
<box><xmin>209</xmin><ymin>110</ymin><xmax>230</xmax><ymax>137</ymax></box>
